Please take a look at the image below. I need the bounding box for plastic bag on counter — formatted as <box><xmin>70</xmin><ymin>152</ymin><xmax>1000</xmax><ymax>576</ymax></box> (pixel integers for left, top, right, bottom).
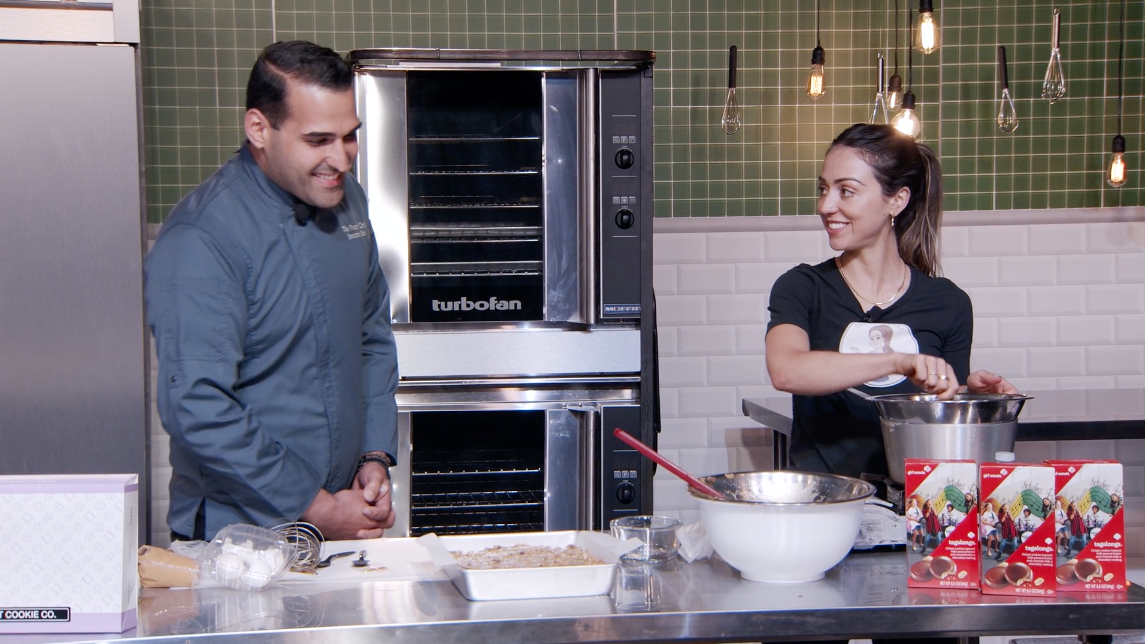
<box><xmin>676</xmin><ymin>520</ymin><xmax>713</xmax><ymax>563</ymax></box>
<box><xmin>168</xmin><ymin>538</ymin><xmax>209</xmax><ymax>561</ymax></box>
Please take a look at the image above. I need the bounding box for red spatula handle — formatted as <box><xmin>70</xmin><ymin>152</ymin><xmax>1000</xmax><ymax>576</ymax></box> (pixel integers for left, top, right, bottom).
<box><xmin>613</xmin><ymin>428</ymin><xmax>726</xmax><ymax>499</ymax></box>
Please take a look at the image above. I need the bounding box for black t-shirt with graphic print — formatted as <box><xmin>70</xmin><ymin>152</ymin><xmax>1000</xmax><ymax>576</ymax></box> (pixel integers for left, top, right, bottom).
<box><xmin>766</xmin><ymin>258</ymin><xmax>973</xmax><ymax>478</ymax></box>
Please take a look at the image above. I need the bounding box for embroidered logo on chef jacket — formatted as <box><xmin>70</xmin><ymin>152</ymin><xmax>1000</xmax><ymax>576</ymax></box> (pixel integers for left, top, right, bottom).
<box><xmin>839</xmin><ymin>322</ymin><xmax>919</xmax><ymax>387</ymax></box>
<box><xmin>341</xmin><ymin>221</ymin><xmax>369</xmax><ymax>240</ymax></box>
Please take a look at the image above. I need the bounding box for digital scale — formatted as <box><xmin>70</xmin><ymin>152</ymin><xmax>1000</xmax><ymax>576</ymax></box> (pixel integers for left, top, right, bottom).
<box><xmin>852</xmin><ymin>474</ymin><xmax>908</xmax><ymax>551</ymax></box>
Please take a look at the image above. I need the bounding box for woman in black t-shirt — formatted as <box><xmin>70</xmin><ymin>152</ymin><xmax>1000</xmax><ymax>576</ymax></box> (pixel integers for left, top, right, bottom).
<box><xmin>766</xmin><ymin>124</ymin><xmax>1017</xmax><ymax>478</ymax></box>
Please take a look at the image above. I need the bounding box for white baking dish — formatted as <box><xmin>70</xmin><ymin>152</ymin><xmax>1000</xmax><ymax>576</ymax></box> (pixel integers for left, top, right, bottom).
<box><xmin>420</xmin><ymin>531</ymin><xmax>640</xmax><ymax>601</ymax></box>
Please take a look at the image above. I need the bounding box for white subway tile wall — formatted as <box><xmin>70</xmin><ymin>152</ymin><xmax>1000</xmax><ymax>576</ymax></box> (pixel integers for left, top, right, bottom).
<box><xmin>651</xmin><ymin>218</ymin><xmax>1145</xmax><ymax>556</ymax></box>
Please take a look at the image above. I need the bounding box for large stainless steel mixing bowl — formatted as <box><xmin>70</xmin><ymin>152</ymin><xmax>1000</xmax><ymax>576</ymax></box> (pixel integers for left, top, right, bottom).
<box><xmin>696</xmin><ymin>470</ymin><xmax>877</xmax><ymax>505</ymax></box>
<box><xmin>868</xmin><ymin>393</ymin><xmax>1033</xmax><ymax>484</ymax></box>
<box><xmin>689</xmin><ymin>471</ymin><xmax>875</xmax><ymax>583</ymax></box>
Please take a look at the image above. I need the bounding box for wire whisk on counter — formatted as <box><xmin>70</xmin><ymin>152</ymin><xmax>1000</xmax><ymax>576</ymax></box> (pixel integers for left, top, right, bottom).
<box><xmin>271</xmin><ymin>522</ymin><xmax>324</xmax><ymax>573</ymax></box>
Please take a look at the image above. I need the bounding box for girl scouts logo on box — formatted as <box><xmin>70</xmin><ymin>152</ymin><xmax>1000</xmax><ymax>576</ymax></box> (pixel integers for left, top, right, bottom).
<box><xmin>1</xmin><ymin>609</ymin><xmax>70</xmax><ymax>622</ymax></box>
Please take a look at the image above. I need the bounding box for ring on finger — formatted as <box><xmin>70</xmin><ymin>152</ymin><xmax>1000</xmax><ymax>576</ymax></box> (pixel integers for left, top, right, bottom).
<box><xmin>938</xmin><ymin>374</ymin><xmax>948</xmax><ymax>380</ymax></box>
<box><xmin>927</xmin><ymin>372</ymin><xmax>938</xmax><ymax>377</ymax></box>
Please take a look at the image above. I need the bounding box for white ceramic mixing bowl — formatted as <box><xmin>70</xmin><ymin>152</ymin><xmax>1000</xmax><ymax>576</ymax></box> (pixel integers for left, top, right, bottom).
<box><xmin>689</xmin><ymin>471</ymin><xmax>875</xmax><ymax>583</ymax></box>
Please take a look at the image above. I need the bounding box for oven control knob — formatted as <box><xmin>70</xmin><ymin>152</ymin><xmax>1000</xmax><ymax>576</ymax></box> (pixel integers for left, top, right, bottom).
<box><xmin>615</xmin><ymin>209</ymin><xmax>635</xmax><ymax>229</ymax></box>
<box><xmin>616</xmin><ymin>481</ymin><xmax>636</xmax><ymax>504</ymax></box>
<box><xmin>615</xmin><ymin>148</ymin><xmax>635</xmax><ymax>169</ymax></box>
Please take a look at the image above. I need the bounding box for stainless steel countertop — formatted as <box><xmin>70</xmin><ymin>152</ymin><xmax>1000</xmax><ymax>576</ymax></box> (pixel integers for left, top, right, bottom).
<box><xmin>4</xmin><ymin>551</ymin><xmax>1144</xmax><ymax>644</ymax></box>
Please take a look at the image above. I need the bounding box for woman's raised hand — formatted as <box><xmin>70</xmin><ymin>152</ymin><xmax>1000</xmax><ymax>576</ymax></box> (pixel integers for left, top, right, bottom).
<box><xmin>963</xmin><ymin>370</ymin><xmax>1019</xmax><ymax>395</ymax></box>
<box><xmin>896</xmin><ymin>353</ymin><xmax>960</xmax><ymax>399</ymax></box>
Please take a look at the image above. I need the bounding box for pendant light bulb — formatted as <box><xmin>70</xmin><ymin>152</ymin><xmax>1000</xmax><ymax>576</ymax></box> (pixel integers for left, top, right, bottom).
<box><xmin>891</xmin><ymin>90</ymin><xmax>921</xmax><ymax>139</ymax></box>
<box><xmin>887</xmin><ymin>0</ymin><xmax>903</xmax><ymax>110</ymax></box>
<box><xmin>892</xmin><ymin>4</ymin><xmax>921</xmax><ymax>138</ymax></box>
<box><xmin>1042</xmin><ymin>9</ymin><xmax>1066</xmax><ymax>104</ymax></box>
<box><xmin>807</xmin><ymin>45</ymin><xmax>826</xmax><ymax>100</ymax></box>
<box><xmin>997</xmin><ymin>46</ymin><xmax>1019</xmax><ymax>133</ymax></box>
<box><xmin>1107</xmin><ymin>0</ymin><xmax>1128</xmax><ymax>187</ymax></box>
<box><xmin>870</xmin><ymin>53</ymin><xmax>889</xmax><ymax>125</ymax></box>
<box><xmin>916</xmin><ymin>0</ymin><xmax>939</xmax><ymax>54</ymax></box>
<box><xmin>887</xmin><ymin>73</ymin><xmax>903</xmax><ymax>111</ymax></box>
<box><xmin>1108</xmin><ymin>135</ymin><xmax>1128</xmax><ymax>188</ymax></box>
<box><xmin>807</xmin><ymin>0</ymin><xmax>826</xmax><ymax>101</ymax></box>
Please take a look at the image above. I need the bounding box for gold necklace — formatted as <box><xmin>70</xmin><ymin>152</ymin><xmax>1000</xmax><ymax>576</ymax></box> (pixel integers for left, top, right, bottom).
<box><xmin>837</xmin><ymin>261</ymin><xmax>908</xmax><ymax>308</ymax></box>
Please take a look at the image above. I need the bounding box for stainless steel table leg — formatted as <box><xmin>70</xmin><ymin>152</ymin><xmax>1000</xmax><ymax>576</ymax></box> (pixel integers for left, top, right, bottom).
<box><xmin>773</xmin><ymin>430</ymin><xmax>789</xmax><ymax>471</ymax></box>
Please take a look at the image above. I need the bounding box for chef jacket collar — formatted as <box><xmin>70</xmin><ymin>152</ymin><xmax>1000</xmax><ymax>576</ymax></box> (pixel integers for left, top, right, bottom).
<box><xmin>236</xmin><ymin>142</ymin><xmax>304</xmax><ymax>223</ymax></box>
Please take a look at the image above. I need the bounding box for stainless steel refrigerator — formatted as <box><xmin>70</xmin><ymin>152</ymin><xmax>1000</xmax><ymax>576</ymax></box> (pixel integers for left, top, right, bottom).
<box><xmin>0</xmin><ymin>0</ymin><xmax>150</xmax><ymax>543</ymax></box>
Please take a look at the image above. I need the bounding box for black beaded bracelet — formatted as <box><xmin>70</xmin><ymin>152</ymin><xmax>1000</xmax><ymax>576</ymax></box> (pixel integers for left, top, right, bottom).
<box><xmin>356</xmin><ymin>452</ymin><xmax>394</xmax><ymax>477</ymax></box>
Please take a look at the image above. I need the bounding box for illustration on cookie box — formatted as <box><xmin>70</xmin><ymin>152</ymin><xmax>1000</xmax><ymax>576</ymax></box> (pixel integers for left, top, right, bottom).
<box><xmin>904</xmin><ymin>459</ymin><xmax>979</xmax><ymax>589</ymax></box>
<box><xmin>979</xmin><ymin>461</ymin><xmax>1056</xmax><ymax>596</ymax></box>
<box><xmin>1046</xmin><ymin>460</ymin><xmax>1126</xmax><ymax>593</ymax></box>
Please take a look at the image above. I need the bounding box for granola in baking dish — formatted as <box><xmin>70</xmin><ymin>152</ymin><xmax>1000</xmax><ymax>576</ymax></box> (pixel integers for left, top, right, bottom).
<box><xmin>452</xmin><ymin>544</ymin><xmax>604</xmax><ymax>570</ymax></box>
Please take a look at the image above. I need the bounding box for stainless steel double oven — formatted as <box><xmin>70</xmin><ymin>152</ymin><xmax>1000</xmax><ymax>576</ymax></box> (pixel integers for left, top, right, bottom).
<box><xmin>350</xmin><ymin>49</ymin><xmax>658</xmax><ymax>536</ymax></box>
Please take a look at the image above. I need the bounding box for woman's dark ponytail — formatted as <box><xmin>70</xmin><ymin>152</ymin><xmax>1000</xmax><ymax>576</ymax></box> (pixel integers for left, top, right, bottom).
<box><xmin>829</xmin><ymin>124</ymin><xmax>944</xmax><ymax>277</ymax></box>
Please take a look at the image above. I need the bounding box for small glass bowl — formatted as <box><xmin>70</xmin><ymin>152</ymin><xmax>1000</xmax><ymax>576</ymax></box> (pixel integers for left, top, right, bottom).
<box><xmin>610</xmin><ymin>515</ymin><xmax>682</xmax><ymax>562</ymax></box>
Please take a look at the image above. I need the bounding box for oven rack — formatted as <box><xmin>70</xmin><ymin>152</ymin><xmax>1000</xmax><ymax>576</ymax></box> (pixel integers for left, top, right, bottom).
<box><xmin>410</xmin><ymin>169</ymin><xmax>539</xmax><ymax>176</ymax></box>
<box><xmin>412</xmin><ymin>450</ymin><xmax>542</xmax><ymax>474</ymax></box>
<box><xmin>410</xmin><ymin>509</ymin><xmax>544</xmax><ymax>536</ymax></box>
<box><xmin>409</xmin><ymin>135</ymin><xmax>541</xmax><ymax>143</ymax></box>
<box><xmin>412</xmin><ymin>237</ymin><xmax>541</xmax><ymax>244</ymax></box>
<box><xmin>410</xmin><ymin>201</ymin><xmax>539</xmax><ymax>209</ymax></box>
<box><xmin>411</xmin><ymin>522</ymin><xmax>544</xmax><ymax>536</ymax></box>
<box><xmin>410</xmin><ymin>225</ymin><xmax>542</xmax><ymax>239</ymax></box>
<box><xmin>410</xmin><ymin>261</ymin><xmax>542</xmax><ymax>277</ymax></box>
<box><xmin>411</xmin><ymin>489</ymin><xmax>545</xmax><ymax>509</ymax></box>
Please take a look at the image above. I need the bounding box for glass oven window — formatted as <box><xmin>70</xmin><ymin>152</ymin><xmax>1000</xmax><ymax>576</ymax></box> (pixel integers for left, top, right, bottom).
<box><xmin>409</xmin><ymin>410</ymin><xmax>545</xmax><ymax>535</ymax></box>
<box><xmin>406</xmin><ymin>71</ymin><xmax>545</xmax><ymax>322</ymax></box>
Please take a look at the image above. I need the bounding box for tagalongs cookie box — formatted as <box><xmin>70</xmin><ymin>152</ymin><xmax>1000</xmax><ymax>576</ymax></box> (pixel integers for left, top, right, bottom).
<box><xmin>1045</xmin><ymin>460</ymin><xmax>1127</xmax><ymax>593</ymax></box>
<box><xmin>979</xmin><ymin>462</ymin><xmax>1056</xmax><ymax>596</ymax></box>
<box><xmin>904</xmin><ymin>459</ymin><xmax>979</xmax><ymax>589</ymax></box>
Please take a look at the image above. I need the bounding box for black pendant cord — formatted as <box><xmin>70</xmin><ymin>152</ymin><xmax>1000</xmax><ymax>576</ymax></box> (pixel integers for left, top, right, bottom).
<box><xmin>893</xmin><ymin>0</ymin><xmax>900</xmax><ymax>73</ymax></box>
<box><xmin>907</xmin><ymin>3</ymin><xmax>914</xmax><ymax>89</ymax></box>
<box><xmin>1116</xmin><ymin>0</ymin><xmax>1125</xmax><ymax>136</ymax></box>
<box><xmin>816</xmin><ymin>0</ymin><xmax>822</xmax><ymax>48</ymax></box>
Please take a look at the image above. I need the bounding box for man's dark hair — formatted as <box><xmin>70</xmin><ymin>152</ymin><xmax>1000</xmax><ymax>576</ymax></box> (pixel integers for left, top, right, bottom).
<box><xmin>246</xmin><ymin>41</ymin><xmax>352</xmax><ymax>129</ymax></box>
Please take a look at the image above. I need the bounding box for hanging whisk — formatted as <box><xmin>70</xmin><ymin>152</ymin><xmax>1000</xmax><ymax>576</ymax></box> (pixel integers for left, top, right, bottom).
<box><xmin>1042</xmin><ymin>8</ymin><xmax>1066</xmax><ymax>103</ymax></box>
<box><xmin>997</xmin><ymin>46</ymin><xmax>1019</xmax><ymax>133</ymax></box>
<box><xmin>722</xmin><ymin>45</ymin><xmax>741</xmax><ymax>134</ymax></box>
<box><xmin>870</xmin><ymin>53</ymin><xmax>889</xmax><ymax>124</ymax></box>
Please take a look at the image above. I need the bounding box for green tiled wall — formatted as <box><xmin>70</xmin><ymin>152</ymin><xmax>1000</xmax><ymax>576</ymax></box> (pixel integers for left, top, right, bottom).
<box><xmin>141</xmin><ymin>0</ymin><xmax>1143</xmax><ymax>222</ymax></box>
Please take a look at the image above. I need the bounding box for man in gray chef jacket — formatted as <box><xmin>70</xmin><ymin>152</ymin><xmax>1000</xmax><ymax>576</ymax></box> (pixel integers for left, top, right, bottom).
<box><xmin>145</xmin><ymin>41</ymin><xmax>398</xmax><ymax>542</ymax></box>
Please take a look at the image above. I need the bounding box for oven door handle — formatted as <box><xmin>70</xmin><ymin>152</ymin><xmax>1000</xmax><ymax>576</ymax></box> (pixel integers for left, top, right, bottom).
<box><xmin>564</xmin><ymin>403</ymin><xmax>600</xmax><ymax>529</ymax></box>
